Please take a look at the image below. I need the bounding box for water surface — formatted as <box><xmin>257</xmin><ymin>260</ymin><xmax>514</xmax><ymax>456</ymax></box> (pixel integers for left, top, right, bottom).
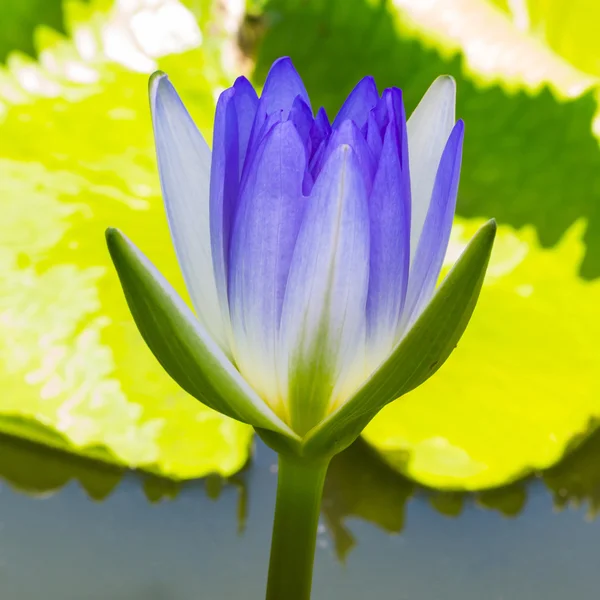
<box><xmin>0</xmin><ymin>434</ymin><xmax>598</xmax><ymax>599</ymax></box>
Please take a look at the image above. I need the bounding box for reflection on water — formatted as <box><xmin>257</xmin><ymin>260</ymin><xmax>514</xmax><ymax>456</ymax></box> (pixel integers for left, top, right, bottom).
<box><xmin>544</xmin><ymin>428</ymin><xmax>600</xmax><ymax>518</ymax></box>
<box><xmin>2</xmin><ymin>429</ymin><xmax>600</xmax><ymax>542</ymax></box>
<box><xmin>0</xmin><ymin>430</ymin><xmax>599</xmax><ymax>598</ymax></box>
<box><xmin>324</xmin><ymin>440</ymin><xmax>415</xmax><ymax>560</ymax></box>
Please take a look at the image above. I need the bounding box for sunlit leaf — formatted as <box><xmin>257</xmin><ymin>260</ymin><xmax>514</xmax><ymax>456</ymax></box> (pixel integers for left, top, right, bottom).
<box><xmin>490</xmin><ymin>0</ymin><xmax>600</xmax><ymax>79</ymax></box>
<box><xmin>0</xmin><ymin>0</ymin><xmax>253</xmax><ymax>478</ymax></box>
<box><xmin>363</xmin><ymin>219</ymin><xmax>600</xmax><ymax>489</ymax></box>
<box><xmin>391</xmin><ymin>0</ymin><xmax>594</xmax><ymax>95</ymax></box>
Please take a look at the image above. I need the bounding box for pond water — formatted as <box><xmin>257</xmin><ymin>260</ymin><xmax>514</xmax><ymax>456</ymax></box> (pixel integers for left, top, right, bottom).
<box><xmin>0</xmin><ymin>431</ymin><xmax>599</xmax><ymax>600</ymax></box>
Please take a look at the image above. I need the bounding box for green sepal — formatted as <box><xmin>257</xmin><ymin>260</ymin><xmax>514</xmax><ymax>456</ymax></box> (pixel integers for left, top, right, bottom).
<box><xmin>106</xmin><ymin>219</ymin><xmax>494</xmax><ymax>462</ymax></box>
<box><xmin>105</xmin><ymin>227</ymin><xmax>299</xmax><ymax>441</ymax></box>
<box><xmin>302</xmin><ymin>219</ymin><xmax>496</xmax><ymax>458</ymax></box>
<box><xmin>268</xmin><ymin>219</ymin><xmax>497</xmax><ymax>460</ymax></box>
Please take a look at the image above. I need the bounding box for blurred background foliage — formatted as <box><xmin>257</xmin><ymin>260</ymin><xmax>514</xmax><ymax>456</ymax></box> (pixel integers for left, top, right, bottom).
<box><xmin>0</xmin><ymin>0</ymin><xmax>67</xmax><ymax>62</ymax></box>
<box><xmin>1</xmin><ymin>0</ymin><xmax>599</xmax><ymax>491</ymax></box>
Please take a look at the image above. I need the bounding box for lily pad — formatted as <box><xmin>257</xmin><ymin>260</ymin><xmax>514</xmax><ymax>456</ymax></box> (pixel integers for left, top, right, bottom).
<box><xmin>363</xmin><ymin>219</ymin><xmax>600</xmax><ymax>489</ymax></box>
<box><xmin>491</xmin><ymin>0</ymin><xmax>600</xmax><ymax>79</ymax></box>
<box><xmin>0</xmin><ymin>0</ymin><xmax>253</xmax><ymax>478</ymax></box>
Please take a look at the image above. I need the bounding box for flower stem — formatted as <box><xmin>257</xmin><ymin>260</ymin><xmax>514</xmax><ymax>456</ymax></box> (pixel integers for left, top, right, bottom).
<box><xmin>265</xmin><ymin>454</ymin><xmax>330</xmax><ymax>600</ymax></box>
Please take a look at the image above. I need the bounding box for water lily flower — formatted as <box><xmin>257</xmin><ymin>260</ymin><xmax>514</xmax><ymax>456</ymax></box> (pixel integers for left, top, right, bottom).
<box><xmin>106</xmin><ymin>57</ymin><xmax>495</xmax><ymax>460</ymax></box>
<box><xmin>107</xmin><ymin>56</ymin><xmax>495</xmax><ymax>600</ymax></box>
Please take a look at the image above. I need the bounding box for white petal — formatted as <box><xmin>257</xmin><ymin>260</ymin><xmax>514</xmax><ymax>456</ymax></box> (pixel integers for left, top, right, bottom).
<box><xmin>407</xmin><ymin>75</ymin><xmax>456</xmax><ymax>263</ymax></box>
<box><xmin>228</xmin><ymin>121</ymin><xmax>306</xmax><ymax>419</ymax></box>
<box><xmin>279</xmin><ymin>145</ymin><xmax>370</xmax><ymax>435</ymax></box>
<box><xmin>150</xmin><ymin>72</ymin><xmax>229</xmax><ymax>353</ymax></box>
<box><xmin>107</xmin><ymin>228</ymin><xmax>298</xmax><ymax>439</ymax></box>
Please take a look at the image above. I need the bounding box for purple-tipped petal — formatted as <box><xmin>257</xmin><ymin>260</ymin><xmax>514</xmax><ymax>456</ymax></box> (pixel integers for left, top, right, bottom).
<box><xmin>241</xmin><ymin>109</ymin><xmax>284</xmax><ymax>190</ymax></box>
<box><xmin>149</xmin><ymin>72</ymin><xmax>229</xmax><ymax>353</ymax></box>
<box><xmin>210</xmin><ymin>88</ymin><xmax>241</xmax><ymax>328</ymax></box>
<box><xmin>308</xmin><ymin>138</ymin><xmax>327</xmax><ymax>180</ymax></box>
<box><xmin>372</xmin><ymin>92</ymin><xmax>389</xmax><ymax>131</ymax></box>
<box><xmin>228</xmin><ymin>121</ymin><xmax>307</xmax><ymax>415</ymax></box>
<box><xmin>365</xmin><ymin>111</ymin><xmax>383</xmax><ymax>162</ymax></box>
<box><xmin>366</xmin><ymin>110</ymin><xmax>411</xmax><ymax>370</ymax></box>
<box><xmin>312</xmin><ymin>119</ymin><xmax>376</xmax><ymax>192</ymax></box>
<box><xmin>310</xmin><ymin>107</ymin><xmax>331</xmax><ymax>149</ymax></box>
<box><xmin>259</xmin><ymin>57</ymin><xmax>311</xmax><ymax>116</ymax></box>
<box><xmin>333</xmin><ymin>76</ymin><xmax>379</xmax><ymax>130</ymax></box>
<box><xmin>402</xmin><ymin>120</ymin><xmax>465</xmax><ymax>330</ymax></box>
<box><xmin>288</xmin><ymin>95</ymin><xmax>315</xmax><ymax>155</ymax></box>
<box><xmin>279</xmin><ymin>145</ymin><xmax>370</xmax><ymax>435</ymax></box>
<box><xmin>381</xmin><ymin>88</ymin><xmax>407</xmax><ymax>165</ymax></box>
<box><xmin>232</xmin><ymin>76</ymin><xmax>259</xmax><ymax>166</ymax></box>
<box><xmin>288</xmin><ymin>101</ymin><xmax>316</xmax><ymax>194</ymax></box>
<box><xmin>245</xmin><ymin>58</ymin><xmax>311</xmax><ymax>174</ymax></box>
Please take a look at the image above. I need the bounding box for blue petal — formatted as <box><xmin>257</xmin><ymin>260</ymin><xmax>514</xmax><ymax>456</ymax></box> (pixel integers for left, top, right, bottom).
<box><xmin>149</xmin><ymin>72</ymin><xmax>229</xmax><ymax>353</ymax></box>
<box><xmin>245</xmin><ymin>58</ymin><xmax>311</xmax><ymax>173</ymax></box>
<box><xmin>288</xmin><ymin>95</ymin><xmax>316</xmax><ymax>193</ymax></box>
<box><xmin>209</xmin><ymin>87</ymin><xmax>241</xmax><ymax>329</ymax></box>
<box><xmin>308</xmin><ymin>138</ymin><xmax>327</xmax><ymax>181</ymax></box>
<box><xmin>402</xmin><ymin>120</ymin><xmax>465</xmax><ymax>330</ymax></box>
<box><xmin>288</xmin><ymin>95</ymin><xmax>314</xmax><ymax>151</ymax></box>
<box><xmin>231</xmin><ymin>76</ymin><xmax>259</xmax><ymax>168</ymax></box>
<box><xmin>372</xmin><ymin>91</ymin><xmax>390</xmax><ymax>131</ymax></box>
<box><xmin>312</xmin><ymin>119</ymin><xmax>376</xmax><ymax>192</ymax></box>
<box><xmin>259</xmin><ymin>56</ymin><xmax>311</xmax><ymax>116</ymax></box>
<box><xmin>280</xmin><ymin>145</ymin><xmax>370</xmax><ymax>435</ymax></box>
<box><xmin>228</xmin><ymin>121</ymin><xmax>307</xmax><ymax>417</ymax></box>
<box><xmin>366</xmin><ymin>105</ymin><xmax>411</xmax><ymax>370</ymax></box>
<box><xmin>242</xmin><ymin>109</ymin><xmax>284</xmax><ymax>183</ymax></box>
<box><xmin>310</xmin><ymin>106</ymin><xmax>331</xmax><ymax>149</ymax></box>
<box><xmin>333</xmin><ymin>76</ymin><xmax>379</xmax><ymax>129</ymax></box>
<box><xmin>381</xmin><ymin>88</ymin><xmax>408</xmax><ymax>167</ymax></box>
<box><xmin>365</xmin><ymin>111</ymin><xmax>383</xmax><ymax>162</ymax></box>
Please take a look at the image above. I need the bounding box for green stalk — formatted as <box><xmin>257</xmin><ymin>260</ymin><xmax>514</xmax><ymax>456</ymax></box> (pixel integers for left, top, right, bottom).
<box><xmin>265</xmin><ymin>454</ymin><xmax>330</xmax><ymax>600</ymax></box>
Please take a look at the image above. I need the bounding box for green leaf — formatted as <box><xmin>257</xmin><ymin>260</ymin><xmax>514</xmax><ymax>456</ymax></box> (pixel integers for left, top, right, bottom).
<box><xmin>302</xmin><ymin>220</ymin><xmax>496</xmax><ymax>458</ymax></box>
<box><xmin>0</xmin><ymin>0</ymin><xmax>66</xmax><ymax>62</ymax></box>
<box><xmin>0</xmin><ymin>0</ymin><xmax>253</xmax><ymax>478</ymax></box>
<box><xmin>106</xmin><ymin>228</ymin><xmax>298</xmax><ymax>438</ymax></box>
<box><xmin>363</xmin><ymin>219</ymin><xmax>600</xmax><ymax>489</ymax></box>
<box><xmin>490</xmin><ymin>0</ymin><xmax>600</xmax><ymax>78</ymax></box>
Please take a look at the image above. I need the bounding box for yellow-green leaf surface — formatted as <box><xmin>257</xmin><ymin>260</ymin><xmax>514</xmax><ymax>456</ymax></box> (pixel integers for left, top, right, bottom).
<box><xmin>0</xmin><ymin>0</ymin><xmax>253</xmax><ymax>478</ymax></box>
<box><xmin>490</xmin><ymin>0</ymin><xmax>600</xmax><ymax>79</ymax></box>
<box><xmin>363</xmin><ymin>219</ymin><xmax>600</xmax><ymax>490</ymax></box>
